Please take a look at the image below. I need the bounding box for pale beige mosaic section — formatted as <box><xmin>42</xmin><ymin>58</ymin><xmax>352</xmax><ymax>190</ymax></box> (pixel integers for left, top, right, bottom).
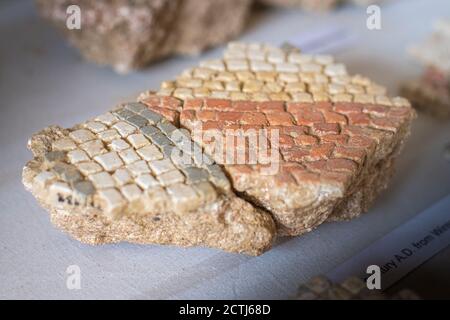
<box><xmin>31</xmin><ymin>103</ymin><xmax>231</xmax><ymax>219</ymax></box>
<box><xmin>153</xmin><ymin>42</ymin><xmax>410</xmax><ymax>108</ymax></box>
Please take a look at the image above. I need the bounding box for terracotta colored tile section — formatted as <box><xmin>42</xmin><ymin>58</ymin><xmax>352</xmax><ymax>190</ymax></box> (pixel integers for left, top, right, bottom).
<box><xmin>234</xmin><ymin>101</ymin><xmax>258</xmax><ymax>112</ymax></box>
<box><xmin>139</xmin><ymin>96</ymin><xmax>414</xmax><ymax>190</ymax></box>
<box><xmin>204</xmin><ymin>99</ymin><xmax>232</xmax><ymax>111</ymax></box>
<box><xmin>266</xmin><ymin>112</ymin><xmax>294</xmax><ymax>126</ymax></box>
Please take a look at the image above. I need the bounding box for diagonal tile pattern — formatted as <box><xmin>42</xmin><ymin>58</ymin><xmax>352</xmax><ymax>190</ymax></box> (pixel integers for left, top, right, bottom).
<box><xmin>136</xmin><ymin>42</ymin><xmax>415</xmax><ymax>235</ymax></box>
<box><xmin>139</xmin><ymin>95</ymin><xmax>415</xmax><ymax>235</ymax></box>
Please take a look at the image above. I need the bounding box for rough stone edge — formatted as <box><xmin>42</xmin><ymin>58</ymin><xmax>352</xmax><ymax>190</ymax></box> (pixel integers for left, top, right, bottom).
<box><xmin>154</xmin><ymin>97</ymin><xmax>416</xmax><ymax>236</ymax></box>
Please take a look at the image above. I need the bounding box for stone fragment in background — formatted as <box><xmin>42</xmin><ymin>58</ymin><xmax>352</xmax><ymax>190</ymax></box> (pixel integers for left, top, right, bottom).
<box><xmin>36</xmin><ymin>0</ymin><xmax>252</xmax><ymax>73</ymax></box>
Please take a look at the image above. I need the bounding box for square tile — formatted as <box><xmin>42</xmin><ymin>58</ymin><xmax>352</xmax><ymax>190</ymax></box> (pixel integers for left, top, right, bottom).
<box><xmin>73</xmin><ymin>181</ymin><xmax>95</xmax><ymax>198</ymax></box>
<box><xmin>52</xmin><ymin>138</ymin><xmax>77</xmax><ymax>151</ymax></box>
<box><xmin>76</xmin><ymin>161</ymin><xmax>103</xmax><ymax>175</ymax></box>
<box><xmin>136</xmin><ymin>174</ymin><xmax>159</xmax><ymax>189</ymax></box>
<box><xmin>183</xmin><ymin>167</ymin><xmax>210</xmax><ymax>184</ymax></box>
<box><xmin>127</xmin><ymin>134</ymin><xmax>150</xmax><ymax>149</ymax></box>
<box><xmin>113</xmin><ymin>109</ymin><xmax>135</xmax><ymax>121</ymax></box>
<box><xmin>112</xmin><ymin>169</ymin><xmax>133</xmax><ymax>186</ymax></box>
<box><xmin>95</xmin><ymin>112</ymin><xmax>118</xmax><ymax>126</ymax></box>
<box><xmin>127</xmin><ymin>115</ymin><xmax>148</xmax><ymax>129</ymax></box>
<box><xmin>118</xmin><ymin>148</ymin><xmax>141</xmax><ymax>164</ymax></box>
<box><xmin>126</xmin><ymin>160</ymin><xmax>151</xmax><ymax>176</ymax></box>
<box><xmin>49</xmin><ymin>181</ymin><xmax>72</xmax><ymax>197</ymax></box>
<box><xmin>44</xmin><ymin>151</ymin><xmax>66</xmax><ymax>165</ymax></box>
<box><xmin>226</xmin><ymin>59</ymin><xmax>249</xmax><ymax>72</ymax></box>
<box><xmin>157</xmin><ymin>170</ymin><xmax>185</xmax><ymax>186</ymax></box>
<box><xmin>120</xmin><ymin>184</ymin><xmax>142</xmax><ymax>202</ymax></box>
<box><xmin>141</xmin><ymin>125</ymin><xmax>159</xmax><ymax>137</ymax></box>
<box><xmin>157</xmin><ymin>121</ymin><xmax>178</xmax><ymax>136</ymax></box>
<box><xmin>52</xmin><ymin>163</ymin><xmax>82</xmax><ymax>184</ymax></box>
<box><xmin>33</xmin><ymin>171</ymin><xmax>57</xmax><ymax>188</ymax></box>
<box><xmin>166</xmin><ymin>184</ymin><xmax>199</xmax><ymax>209</ymax></box>
<box><xmin>109</xmin><ymin>139</ymin><xmax>130</xmax><ymax>152</ymax></box>
<box><xmin>88</xmin><ymin>171</ymin><xmax>116</xmax><ymax>189</ymax></box>
<box><xmin>67</xmin><ymin>149</ymin><xmax>90</xmax><ymax>164</ymax></box>
<box><xmin>171</xmin><ymin>150</ymin><xmax>194</xmax><ymax>168</ymax></box>
<box><xmin>124</xmin><ymin>102</ymin><xmax>146</xmax><ymax>114</ymax></box>
<box><xmin>97</xmin><ymin>188</ymin><xmax>125</xmax><ymax>218</ymax></box>
<box><xmin>80</xmin><ymin>140</ymin><xmax>107</xmax><ymax>157</ymax></box>
<box><xmin>148</xmin><ymin>132</ymin><xmax>173</xmax><ymax>148</ymax></box>
<box><xmin>84</xmin><ymin>121</ymin><xmax>107</xmax><ymax>133</ymax></box>
<box><xmin>148</xmin><ymin>159</ymin><xmax>176</xmax><ymax>175</ymax></box>
<box><xmin>69</xmin><ymin>129</ymin><xmax>96</xmax><ymax>143</ymax></box>
<box><xmin>160</xmin><ymin>145</ymin><xmax>176</xmax><ymax>160</ymax></box>
<box><xmin>140</xmin><ymin>110</ymin><xmax>162</xmax><ymax>125</ymax></box>
<box><xmin>136</xmin><ymin>145</ymin><xmax>163</xmax><ymax>161</ymax></box>
<box><xmin>113</xmin><ymin>121</ymin><xmax>137</xmax><ymax>137</ymax></box>
<box><xmin>98</xmin><ymin>129</ymin><xmax>121</xmax><ymax>143</ymax></box>
<box><xmin>94</xmin><ymin>152</ymin><xmax>124</xmax><ymax>172</ymax></box>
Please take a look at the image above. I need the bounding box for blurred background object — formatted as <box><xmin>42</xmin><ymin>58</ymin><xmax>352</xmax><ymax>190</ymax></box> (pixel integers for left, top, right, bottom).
<box><xmin>36</xmin><ymin>0</ymin><xmax>253</xmax><ymax>73</ymax></box>
<box><xmin>402</xmin><ymin>19</ymin><xmax>450</xmax><ymax>118</ymax></box>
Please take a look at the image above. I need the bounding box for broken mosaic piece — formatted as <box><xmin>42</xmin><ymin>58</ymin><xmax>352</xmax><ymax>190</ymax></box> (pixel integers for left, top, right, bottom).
<box><xmin>23</xmin><ymin>104</ymin><xmax>275</xmax><ymax>256</ymax></box>
<box><xmin>23</xmin><ymin>42</ymin><xmax>415</xmax><ymax>255</ymax></box>
<box><xmin>139</xmin><ymin>43</ymin><xmax>415</xmax><ymax>236</ymax></box>
<box><xmin>36</xmin><ymin>0</ymin><xmax>253</xmax><ymax>73</ymax></box>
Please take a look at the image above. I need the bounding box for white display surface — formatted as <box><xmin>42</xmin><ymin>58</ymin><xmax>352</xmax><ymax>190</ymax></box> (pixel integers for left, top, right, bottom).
<box><xmin>1</xmin><ymin>0</ymin><xmax>449</xmax><ymax>299</ymax></box>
